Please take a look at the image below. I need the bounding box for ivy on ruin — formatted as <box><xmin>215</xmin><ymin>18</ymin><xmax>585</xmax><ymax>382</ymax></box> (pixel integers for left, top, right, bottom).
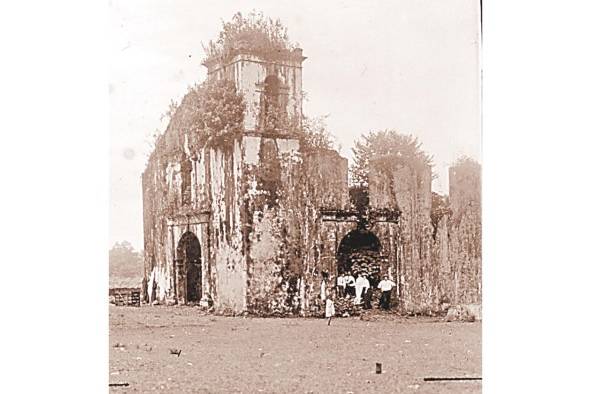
<box><xmin>184</xmin><ymin>79</ymin><xmax>246</xmax><ymax>153</ymax></box>
<box><xmin>449</xmin><ymin>155</ymin><xmax>481</xmax><ymax>226</ymax></box>
<box><xmin>351</xmin><ymin>129</ymin><xmax>434</xmax><ymax>188</ymax></box>
<box><xmin>431</xmin><ymin>192</ymin><xmax>451</xmax><ymax>239</ymax></box>
<box><xmin>203</xmin><ymin>11</ymin><xmax>296</xmax><ymax>64</ymax></box>
<box><xmin>451</xmin><ymin>155</ymin><xmax>481</xmax><ymax>175</ymax></box>
<box><xmin>348</xmin><ymin>129</ymin><xmax>434</xmax><ymax>218</ymax></box>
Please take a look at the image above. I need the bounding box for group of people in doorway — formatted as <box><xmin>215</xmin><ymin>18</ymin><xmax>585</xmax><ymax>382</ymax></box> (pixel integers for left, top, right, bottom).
<box><xmin>345</xmin><ymin>272</ymin><xmax>396</xmax><ymax>310</ymax></box>
<box><xmin>323</xmin><ymin>271</ymin><xmax>397</xmax><ymax>313</ymax></box>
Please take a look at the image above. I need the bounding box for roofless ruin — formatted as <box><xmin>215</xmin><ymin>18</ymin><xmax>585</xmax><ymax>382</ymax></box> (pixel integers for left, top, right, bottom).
<box><xmin>142</xmin><ymin>12</ymin><xmax>481</xmax><ymax>316</ymax></box>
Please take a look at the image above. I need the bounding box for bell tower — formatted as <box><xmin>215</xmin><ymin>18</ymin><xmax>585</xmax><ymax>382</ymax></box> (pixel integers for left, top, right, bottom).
<box><xmin>202</xmin><ymin>48</ymin><xmax>306</xmax><ymax>134</ymax></box>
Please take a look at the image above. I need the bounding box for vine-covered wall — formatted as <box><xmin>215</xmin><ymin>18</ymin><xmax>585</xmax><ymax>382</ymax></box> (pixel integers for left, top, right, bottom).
<box><xmin>142</xmin><ymin>125</ymin><xmax>352</xmax><ymax>315</ymax></box>
<box><xmin>368</xmin><ymin>159</ymin><xmax>481</xmax><ymax>314</ymax></box>
<box><xmin>141</xmin><ymin>41</ymin><xmax>481</xmax><ymax>316</ymax></box>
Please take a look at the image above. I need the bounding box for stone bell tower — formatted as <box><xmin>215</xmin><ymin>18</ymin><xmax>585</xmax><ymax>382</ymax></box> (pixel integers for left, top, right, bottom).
<box><xmin>202</xmin><ymin>47</ymin><xmax>306</xmax><ymax>133</ymax></box>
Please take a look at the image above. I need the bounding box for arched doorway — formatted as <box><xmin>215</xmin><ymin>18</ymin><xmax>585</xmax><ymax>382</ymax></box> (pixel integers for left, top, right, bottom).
<box><xmin>337</xmin><ymin>228</ymin><xmax>382</xmax><ymax>286</ymax></box>
<box><xmin>176</xmin><ymin>231</ymin><xmax>202</xmax><ymax>303</ymax></box>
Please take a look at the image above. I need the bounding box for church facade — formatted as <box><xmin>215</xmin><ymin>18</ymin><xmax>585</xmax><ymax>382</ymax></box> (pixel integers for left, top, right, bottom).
<box><xmin>141</xmin><ymin>45</ymin><xmax>481</xmax><ymax>316</ymax></box>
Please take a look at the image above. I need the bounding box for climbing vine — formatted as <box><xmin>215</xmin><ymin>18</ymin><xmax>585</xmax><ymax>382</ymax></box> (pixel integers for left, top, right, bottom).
<box><xmin>159</xmin><ymin>78</ymin><xmax>246</xmax><ymax>155</ymax></box>
<box><xmin>203</xmin><ymin>11</ymin><xmax>296</xmax><ymax>64</ymax></box>
<box><xmin>351</xmin><ymin>129</ymin><xmax>434</xmax><ymax>187</ymax></box>
<box><xmin>185</xmin><ymin>79</ymin><xmax>245</xmax><ymax>151</ymax></box>
<box><xmin>431</xmin><ymin>192</ymin><xmax>451</xmax><ymax>239</ymax></box>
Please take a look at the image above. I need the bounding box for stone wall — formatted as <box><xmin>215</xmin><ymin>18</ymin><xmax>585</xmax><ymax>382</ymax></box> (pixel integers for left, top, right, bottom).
<box><xmin>239</xmin><ymin>135</ymin><xmax>350</xmax><ymax>316</ymax></box>
<box><xmin>205</xmin><ymin>52</ymin><xmax>305</xmax><ymax>132</ymax></box>
<box><xmin>142</xmin><ymin>127</ymin><xmax>352</xmax><ymax>315</ymax></box>
<box><xmin>368</xmin><ymin>157</ymin><xmax>481</xmax><ymax>314</ymax></box>
<box><xmin>369</xmin><ymin>160</ymin><xmax>434</xmax><ymax>313</ymax></box>
<box><xmin>141</xmin><ymin>42</ymin><xmax>481</xmax><ymax>316</ymax></box>
<box><xmin>439</xmin><ymin>161</ymin><xmax>482</xmax><ymax>306</ymax></box>
<box><xmin>206</xmin><ymin>140</ymin><xmax>247</xmax><ymax>312</ymax></box>
<box><xmin>143</xmin><ymin>129</ymin><xmax>481</xmax><ymax>316</ymax></box>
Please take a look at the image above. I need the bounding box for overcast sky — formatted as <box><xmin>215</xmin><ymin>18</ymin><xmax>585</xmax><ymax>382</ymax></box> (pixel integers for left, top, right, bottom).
<box><xmin>110</xmin><ymin>0</ymin><xmax>481</xmax><ymax>251</ymax></box>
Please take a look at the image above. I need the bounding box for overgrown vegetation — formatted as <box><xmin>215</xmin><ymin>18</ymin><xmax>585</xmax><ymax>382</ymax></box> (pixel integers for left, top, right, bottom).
<box><xmin>109</xmin><ymin>241</ymin><xmax>143</xmax><ymax>279</ymax></box>
<box><xmin>351</xmin><ymin>129</ymin><xmax>434</xmax><ymax>187</ymax></box>
<box><xmin>348</xmin><ymin>250</ymin><xmax>382</xmax><ymax>285</ymax></box>
<box><xmin>349</xmin><ymin>185</ymin><xmax>369</xmax><ymax>212</ymax></box>
<box><xmin>187</xmin><ymin>79</ymin><xmax>246</xmax><ymax>150</ymax></box>
<box><xmin>154</xmin><ymin>79</ymin><xmax>246</xmax><ymax>157</ymax></box>
<box><xmin>451</xmin><ymin>155</ymin><xmax>480</xmax><ymax>172</ymax></box>
<box><xmin>254</xmin><ymin>86</ymin><xmax>334</xmax><ymax>151</ymax></box>
<box><xmin>431</xmin><ymin>192</ymin><xmax>451</xmax><ymax>239</ymax></box>
<box><xmin>203</xmin><ymin>11</ymin><xmax>295</xmax><ymax>63</ymax></box>
<box><xmin>147</xmin><ymin>11</ymin><xmax>333</xmax><ymax>167</ymax></box>
<box><xmin>298</xmin><ymin>115</ymin><xmax>335</xmax><ymax>151</ymax></box>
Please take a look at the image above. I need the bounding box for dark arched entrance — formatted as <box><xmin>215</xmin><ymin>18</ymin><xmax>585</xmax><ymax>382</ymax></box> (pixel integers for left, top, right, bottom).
<box><xmin>337</xmin><ymin>228</ymin><xmax>382</xmax><ymax>286</ymax></box>
<box><xmin>176</xmin><ymin>231</ymin><xmax>202</xmax><ymax>303</ymax></box>
<box><xmin>260</xmin><ymin>75</ymin><xmax>283</xmax><ymax>131</ymax></box>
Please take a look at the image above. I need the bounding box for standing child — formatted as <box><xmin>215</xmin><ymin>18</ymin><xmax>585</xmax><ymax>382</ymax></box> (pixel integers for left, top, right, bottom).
<box><xmin>325</xmin><ymin>290</ymin><xmax>336</xmax><ymax>325</ymax></box>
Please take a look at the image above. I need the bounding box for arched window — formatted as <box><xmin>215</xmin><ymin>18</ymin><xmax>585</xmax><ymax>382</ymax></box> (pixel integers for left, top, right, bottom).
<box><xmin>260</xmin><ymin>75</ymin><xmax>282</xmax><ymax>131</ymax></box>
<box><xmin>180</xmin><ymin>154</ymin><xmax>192</xmax><ymax>205</ymax></box>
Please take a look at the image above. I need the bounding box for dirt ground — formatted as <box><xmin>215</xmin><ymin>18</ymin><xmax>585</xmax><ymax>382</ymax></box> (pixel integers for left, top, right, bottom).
<box><xmin>109</xmin><ymin>305</ymin><xmax>481</xmax><ymax>393</ymax></box>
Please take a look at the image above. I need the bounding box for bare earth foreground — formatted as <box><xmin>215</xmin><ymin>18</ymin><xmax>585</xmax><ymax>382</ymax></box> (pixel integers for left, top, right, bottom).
<box><xmin>110</xmin><ymin>306</ymin><xmax>481</xmax><ymax>393</ymax></box>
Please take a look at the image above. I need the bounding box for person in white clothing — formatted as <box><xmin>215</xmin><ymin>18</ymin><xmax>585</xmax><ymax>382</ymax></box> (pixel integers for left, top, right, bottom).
<box><xmin>325</xmin><ymin>290</ymin><xmax>336</xmax><ymax>325</ymax></box>
<box><xmin>336</xmin><ymin>273</ymin><xmax>346</xmax><ymax>298</ymax></box>
<box><xmin>320</xmin><ymin>279</ymin><xmax>326</xmax><ymax>301</ymax></box>
<box><xmin>377</xmin><ymin>275</ymin><xmax>396</xmax><ymax>310</ymax></box>
<box><xmin>344</xmin><ymin>271</ymin><xmax>356</xmax><ymax>298</ymax></box>
<box><xmin>361</xmin><ymin>275</ymin><xmax>372</xmax><ymax>309</ymax></box>
<box><xmin>354</xmin><ymin>274</ymin><xmax>366</xmax><ymax>305</ymax></box>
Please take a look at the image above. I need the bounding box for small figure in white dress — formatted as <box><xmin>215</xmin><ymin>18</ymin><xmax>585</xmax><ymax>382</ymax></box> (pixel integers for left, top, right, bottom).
<box><xmin>325</xmin><ymin>290</ymin><xmax>336</xmax><ymax>325</ymax></box>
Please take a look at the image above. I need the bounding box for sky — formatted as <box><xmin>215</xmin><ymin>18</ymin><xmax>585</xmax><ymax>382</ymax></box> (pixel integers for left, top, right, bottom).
<box><xmin>110</xmin><ymin>0</ymin><xmax>481</xmax><ymax>251</ymax></box>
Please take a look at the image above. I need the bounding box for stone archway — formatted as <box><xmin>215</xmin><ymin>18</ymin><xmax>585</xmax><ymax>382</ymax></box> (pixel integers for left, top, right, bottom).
<box><xmin>176</xmin><ymin>231</ymin><xmax>202</xmax><ymax>303</ymax></box>
<box><xmin>337</xmin><ymin>228</ymin><xmax>382</xmax><ymax>286</ymax></box>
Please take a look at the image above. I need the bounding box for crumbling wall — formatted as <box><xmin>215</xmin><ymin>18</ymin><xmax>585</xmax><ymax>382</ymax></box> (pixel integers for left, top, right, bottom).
<box><xmin>141</xmin><ymin>93</ymin><xmax>245</xmax><ymax>308</ymax></box>
<box><xmin>369</xmin><ymin>160</ymin><xmax>437</xmax><ymax>313</ymax></box>
<box><xmin>367</xmin><ymin>156</ymin><xmax>481</xmax><ymax>315</ymax></box>
<box><xmin>142</xmin><ymin>136</ymin><xmax>185</xmax><ymax>303</ymax></box>
<box><xmin>241</xmin><ymin>136</ymin><xmax>302</xmax><ymax>315</ymax></box>
<box><xmin>390</xmin><ymin>165</ymin><xmax>436</xmax><ymax>313</ymax></box>
<box><xmin>238</xmin><ymin>135</ymin><xmax>350</xmax><ymax>316</ymax></box>
<box><xmin>206</xmin><ymin>140</ymin><xmax>247</xmax><ymax>313</ymax></box>
<box><xmin>142</xmin><ymin>119</ymin><xmax>348</xmax><ymax>315</ymax></box>
<box><xmin>438</xmin><ymin>161</ymin><xmax>482</xmax><ymax>306</ymax></box>
<box><xmin>299</xmin><ymin>150</ymin><xmax>352</xmax><ymax>315</ymax></box>
<box><xmin>206</xmin><ymin>53</ymin><xmax>305</xmax><ymax>132</ymax></box>
<box><xmin>371</xmin><ymin>222</ymin><xmax>401</xmax><ymax>295</ymax></box>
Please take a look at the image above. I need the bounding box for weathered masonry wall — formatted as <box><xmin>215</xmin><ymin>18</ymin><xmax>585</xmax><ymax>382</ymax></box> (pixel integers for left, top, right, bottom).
<box><xmin>143</xmin><ymin>126</ymin><xmax>481</xmax><ymax>315</ymax></box>
<box><xmin>240</xmin><ymin>135</ymin><xmax>350</xmax><ymax>316</ymax></box>
<box><xmin>369</xmin><ymin>160</ymin><xmax>434</xmax><ymax>313</ymax></box>
<box><xmin>435</xmin><ymin>162</ymin><xmax>482</xmax><ymax>306</ymax></box>
<box><xmin>141</xmin><ymin>117</ymin><xmax>247</xmax><ymax>311</ymax></box>
<box><xmin>205</xmin><ymin>51</ymin><xmax>305</xmax><ymax>132</ymax></box>
<box><xmin>206</xmin><ymin>140</ymin><xmax>247</xmax><ymax>313</ymax></box>
<box><xmin>142</xmin><ymin>43</ymin><xmax>481</xmax><ymax>316</ymax></box>
<box><xmin>368</xmin><ymin>158</ymin><xmax>481</xmax><ymax>314</ymax></box>
<box><xmin>142</xmin><ymin>126</ymin><xmax>352</xmax><ymax>315</ymax></box>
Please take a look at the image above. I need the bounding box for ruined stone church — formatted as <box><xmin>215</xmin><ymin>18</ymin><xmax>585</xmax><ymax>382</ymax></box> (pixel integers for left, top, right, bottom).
<box><xmin>142</xmin><ymin>38</ymin><xmax>481</xmax><ymax>316</ymax></box>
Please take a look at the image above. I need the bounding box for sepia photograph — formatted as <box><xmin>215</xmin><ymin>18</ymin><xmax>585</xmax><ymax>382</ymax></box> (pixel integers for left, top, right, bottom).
<box><xmin>6</xmin><ymin>1</ymin><xmax>591</xmax><ymax>393</ymax></box>
<box><xmin>109</xmin><ymin>1</ymin><xmax>481</xmax><ymax>392</ymax></box>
